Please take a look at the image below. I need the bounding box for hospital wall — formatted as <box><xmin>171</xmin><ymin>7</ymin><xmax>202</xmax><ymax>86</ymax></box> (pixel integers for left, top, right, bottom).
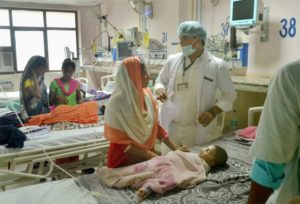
<box><xmin>200</xmin><ymin>0</ymin><xmax>300</xmax><ymax>128</ymax></box>
<box><xmin>100</xmin><ymin>0</ymin><xmax>300</xmax><ymax>77</ymax></box>
<box><xmin>201</xmin><ymin>0</ymin><xmax>300</xmax><ymax>77</ymax></box>
<box><xmin>97</xmin><ymin>0</ymin><xmax>300</xmax><ymax>129</ymax></box>
<box><xmin>1</xmin><ymin>0</ymin><xmax>299</xmax><ymax>129</ymax></box>
<box><xmin>1</xmin><ymin>0</ymin><xmax>300</xmax><ymax>81</ymax></box>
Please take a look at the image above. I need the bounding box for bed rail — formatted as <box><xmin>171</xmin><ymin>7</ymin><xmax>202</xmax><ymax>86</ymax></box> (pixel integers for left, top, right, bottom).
<box><xmin>0</xmin><ymin>138</ymin><xmax>109</xmax><ymax>191</ymax></box>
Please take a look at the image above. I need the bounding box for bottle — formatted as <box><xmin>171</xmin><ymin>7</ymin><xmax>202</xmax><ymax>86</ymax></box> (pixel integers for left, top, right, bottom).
<box><xmin>230</xmin><ymin>110</ymin><xmax>238</xmax><ymax>131</ymax></box>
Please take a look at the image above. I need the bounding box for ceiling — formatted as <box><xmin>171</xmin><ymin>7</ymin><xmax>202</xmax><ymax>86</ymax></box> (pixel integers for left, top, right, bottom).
<box><xmin>1</xmin><ymin>0</ymin><xmax>127</xmax><ymax>6</ymax></box>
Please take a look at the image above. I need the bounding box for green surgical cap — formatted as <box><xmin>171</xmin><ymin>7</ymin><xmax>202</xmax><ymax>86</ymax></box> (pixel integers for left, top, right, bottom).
<box><xmin>177</xmin><ymin>21</ymin><xmax>207</xmax><ymax>41</ymax></box>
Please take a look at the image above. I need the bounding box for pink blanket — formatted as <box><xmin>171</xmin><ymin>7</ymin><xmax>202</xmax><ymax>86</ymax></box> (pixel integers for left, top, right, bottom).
<box><xmin>98</xmin><ymin>151</ymin><xmax>207</xmax><ymax>194</ymax></box>
<box><xmin>239</xmin><ymin>126</ymin><xmax>257</xmax><ymax>140</ymax></box>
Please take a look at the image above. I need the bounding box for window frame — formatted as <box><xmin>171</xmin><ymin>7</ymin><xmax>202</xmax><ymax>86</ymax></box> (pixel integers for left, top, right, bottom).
<box><xmin>0</xmin><ymin>7</ymin><xmax>79</xmax><ymax>73</ymax></box>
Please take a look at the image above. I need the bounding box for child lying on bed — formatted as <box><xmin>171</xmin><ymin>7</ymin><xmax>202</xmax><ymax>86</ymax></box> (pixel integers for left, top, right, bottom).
<box><xmin>98</xmin><ymin>145</ymin><xmax>228</xmax><ymax>200</ymax></box>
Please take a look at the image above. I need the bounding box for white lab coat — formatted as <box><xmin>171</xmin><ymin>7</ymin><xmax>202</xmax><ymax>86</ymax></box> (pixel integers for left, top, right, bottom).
<box><xmin>250</xmin><ymin>60</ymin><xmax>300</xmax><ymax>203</ymax></box>
<box><xmin>155</xmin><ymin>51</ymin><xmax>236</xmax><ymax>151</ymax></box>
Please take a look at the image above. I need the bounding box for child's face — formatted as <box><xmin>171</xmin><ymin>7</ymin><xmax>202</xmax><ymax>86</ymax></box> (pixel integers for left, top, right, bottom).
<box><xmin>199</xmin><ymin>145</ymin><xmax>216</xmax><ymax>167</ymax></box>
<box><xmin>62</xmin><ymin>66</ymin><xmax>75</xmax><ymax>80</ymax></box>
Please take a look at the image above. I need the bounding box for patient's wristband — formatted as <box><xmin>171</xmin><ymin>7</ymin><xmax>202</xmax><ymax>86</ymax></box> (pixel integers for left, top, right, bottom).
<box><xmin>208</xmin><ymin>109</ymin><xmax>216</xmax><ymax>117</ymax></box>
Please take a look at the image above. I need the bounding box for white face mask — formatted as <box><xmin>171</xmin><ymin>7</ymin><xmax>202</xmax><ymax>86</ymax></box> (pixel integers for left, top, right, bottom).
<box><xmin>181</xmin><ymin>44</ymin><xmax>197</xmax><ymax>56</ymax></box>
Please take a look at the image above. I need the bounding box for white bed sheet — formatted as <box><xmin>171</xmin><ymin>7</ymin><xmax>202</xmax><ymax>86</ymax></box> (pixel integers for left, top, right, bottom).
<box><xmin>0</xmin><ymin>126</ymin><xmax>104</xmax><ymax>154</ymax></box>
<box><xmin>0</xmin><ymin>178</ymin><xmax>98</xmax><ymax>204</ymax></box>
<box><xmin>0</xmin><ymin>91</ymin><xmax>19</xmax><ymax>105</ymax></box>
<box><xmin>0</xmin><ymin>91</ymin><xmax>19</xmax><ymax>100</ymax></box>
<box><xmin>0</xmin><ymin>91</ymin><xmax>95</xmax><ymax>102</ymax></box>
<box><xmin>0</xmin><ymin>91</ymin><xmax>109</xmax><ymax>110</ymax></box>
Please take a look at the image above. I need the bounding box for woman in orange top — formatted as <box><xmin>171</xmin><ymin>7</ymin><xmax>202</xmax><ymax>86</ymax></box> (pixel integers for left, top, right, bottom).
<box><xmin>104</xmin><ymin>57</ymin><xmax>188</xmax><ymax>168</ymax></box>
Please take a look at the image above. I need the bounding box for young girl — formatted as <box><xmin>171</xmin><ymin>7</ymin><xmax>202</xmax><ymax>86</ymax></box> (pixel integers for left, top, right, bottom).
<box><xmin>49</xmin><ymin>58</ymin><xmax>81</xmax><ymax>108</ymax></box>
<box><xmin>99</xmin><ymin>145</ymin><xmax>228</xmax><ymax>200</ymax></box>
<box><xmin>48</xmin><ymin>59</ymin><xmax>82</xmax><ymax>164</ymax></box>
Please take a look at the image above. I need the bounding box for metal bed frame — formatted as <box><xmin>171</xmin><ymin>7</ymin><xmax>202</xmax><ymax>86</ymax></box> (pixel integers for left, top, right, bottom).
<box><xmin>0</xmin><ymin>138</ymin><xmax>109</xmax><ymax>191</ymax></box>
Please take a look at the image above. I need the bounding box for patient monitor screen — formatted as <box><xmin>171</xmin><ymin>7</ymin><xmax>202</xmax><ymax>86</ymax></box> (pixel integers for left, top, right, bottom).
<box><xmin>232</xmin><ymin>0</ymin><xmax>254</xmax><ymax>20</ymax></box>
<box><xmin>116</xmin><ymin>41</ymin><xmax>134</xmax><ymax>60</ymax></box>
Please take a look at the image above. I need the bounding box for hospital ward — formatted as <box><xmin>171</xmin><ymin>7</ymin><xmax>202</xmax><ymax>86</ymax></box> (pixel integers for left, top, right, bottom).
<box><xmin>0</xmin><ymin>0</ymin><xmax>300</xmax><ymax>203</ymax></box>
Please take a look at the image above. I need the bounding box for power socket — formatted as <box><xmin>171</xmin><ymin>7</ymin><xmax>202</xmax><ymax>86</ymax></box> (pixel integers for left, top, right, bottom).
<box><xmin>0</xmin><ymin>80</ymin><xmax>13</xmax><ymax>90</ymax></box>
<box><xmin>149</xmin><ymin>51</ymin><xmax>167</xmax><ymax>59</ymax></box>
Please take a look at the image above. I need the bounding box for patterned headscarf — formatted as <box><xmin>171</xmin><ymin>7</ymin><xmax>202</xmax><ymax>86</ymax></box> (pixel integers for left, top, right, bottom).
<box><xmin>104</xmin><ymin>57</ymin><xmax>158</xmax><ymax>149</ymax></box>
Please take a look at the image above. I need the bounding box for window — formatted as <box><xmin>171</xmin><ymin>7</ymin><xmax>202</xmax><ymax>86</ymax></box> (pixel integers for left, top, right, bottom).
<box><xmin>0</xmin><ymin>8</ymin><xmax>78</xmax><ymax>72</ymax></box>
<box><xmin>12</xmin><ymin>10</ymin><xmax>44</xmax><ymax>27</ymax></box>
<box><xmin>0</xmin><ymin>29</ymin><xmax>11</xmax><ymax>46</ymax></box>
<box><xmin>46</xmin><ymin>12</ymin><xmax>75</xmax><ymax>28</ymax></box>
<box><xmin>0</xmin><ymin>9</ymin><xmax>10</xmax><ymax>26</ymax></box>
<box><xmin>47</xmin><ymin>30</ymin><xmax>77</xmax><ymax>69</ymax></box>
<box><xmin>15</xmin><ymin>31</ymin><xmax>45</xmax><ymax>71</ymax></box>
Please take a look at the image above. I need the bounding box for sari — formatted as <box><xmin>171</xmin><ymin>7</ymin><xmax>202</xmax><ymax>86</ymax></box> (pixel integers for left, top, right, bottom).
<box><xmin>104</xmin><ymin>57</ymin><xmax>161</xmax><ymax>167</ymax></box>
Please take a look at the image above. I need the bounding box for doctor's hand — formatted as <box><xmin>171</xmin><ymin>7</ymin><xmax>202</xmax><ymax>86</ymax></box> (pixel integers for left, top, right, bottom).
<box><xmin>156</xmin><ymin>88</ymin><xmax>168</xmax><ymax>102</ymax></box>
<box><xmin>198</xmin><ymin>111</ymin><xmax>215</xmax><ymax>127</ymax></box>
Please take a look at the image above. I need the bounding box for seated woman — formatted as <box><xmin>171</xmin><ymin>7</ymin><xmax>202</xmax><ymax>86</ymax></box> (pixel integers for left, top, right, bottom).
<box><xmin>104</xmin><ymin>56</ymin><xmax>188</xmax><ymax>168</ymax></box>
<box><xmin>49</xmin><ymin>58</ymin><xmax>82</xmax><ymax>165</ymax></box>
<box><xmin>99</xmin><ymin>145</ymin><xmax>228</xmax><ymax>200</ymax></box>
<box><xmin>49</xmin><ymin>58</ymin><xmax>81</xmax><ymax>108</ymax></box>
<box><xmin>20</xmin><ymin>56</ymin><xmax>50</xmax><ymax>120</ymax></box>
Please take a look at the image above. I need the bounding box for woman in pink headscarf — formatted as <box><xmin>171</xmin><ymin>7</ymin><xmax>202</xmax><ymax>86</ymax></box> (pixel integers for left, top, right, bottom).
<box><xmin>104</xmin><ymin>57</ymin><xmax>188</xmax><ymax>168</ymax></box>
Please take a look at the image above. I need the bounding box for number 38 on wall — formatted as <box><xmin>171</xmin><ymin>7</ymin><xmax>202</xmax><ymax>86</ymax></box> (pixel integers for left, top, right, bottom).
<box><xmin>279</xmin><ymin>17</ymin><xmax>296</xmax><ymax>38</ymax></box>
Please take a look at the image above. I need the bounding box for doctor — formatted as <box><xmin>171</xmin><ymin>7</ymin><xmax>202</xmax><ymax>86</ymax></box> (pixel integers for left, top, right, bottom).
<box><xmin>154</xmin><ymin>21</ymin><xmax>236</xmax><ymax>153</ymax></box>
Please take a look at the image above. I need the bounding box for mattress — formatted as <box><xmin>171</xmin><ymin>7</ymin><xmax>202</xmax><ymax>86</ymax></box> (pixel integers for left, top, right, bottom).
<box><xmin>0</xmin><ymin>126</ymin><xmax>104</xmax><ymax>154</ymax></box>
<box><xmin>79</xmin><ymin>136</ymin><xmax>253</xmax><ymax>204</ymax></box>
<box><xmin>0</xmin><ymin>178</ymin><xmax>98</xmax><ymax>204</ymax></box>
<box><xmin>0</xmin><ymin>136</ymin><xmax>253</xmax><ymax>204</ymax></box>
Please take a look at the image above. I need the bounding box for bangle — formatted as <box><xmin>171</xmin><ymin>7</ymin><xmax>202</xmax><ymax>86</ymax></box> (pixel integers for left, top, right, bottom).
<box><xmin>208</xmin><ymin>109</ymin><xmax>216</xmax><ymax>117</ymax></box>
<box><xmin>124</xmin><ymin>144</ymin><xmax>131</xmax><ymax>153</ymax></box>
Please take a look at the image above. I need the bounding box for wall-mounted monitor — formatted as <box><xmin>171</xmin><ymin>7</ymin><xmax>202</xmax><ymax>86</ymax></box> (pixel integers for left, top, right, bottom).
<box><xmin>230</xmin><ymin>0</ymin><xmax>264</xmax><ymax>28</ymax></box>
<box><xmin>116</xmin><ymin>41</ymin><xmax>134</xmax><ymax>61</ymax></box>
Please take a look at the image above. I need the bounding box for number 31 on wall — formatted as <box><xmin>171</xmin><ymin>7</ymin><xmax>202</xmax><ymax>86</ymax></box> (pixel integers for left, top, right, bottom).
<box><xmin>279</xmin><ymin>17</ymin><xmax>296</xmax><ymax>38</ymax></box>
<box><xmin>162</xmin><ymin>32</ymin><xmax>168</xmax><ymax>43</ymax></box>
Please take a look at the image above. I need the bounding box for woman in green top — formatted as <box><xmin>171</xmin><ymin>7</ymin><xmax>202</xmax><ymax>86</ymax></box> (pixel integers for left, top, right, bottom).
<box><xmin>49</xmin><ymin>58</ymin><xmax>81</xmax><ymax>108</ymax></box>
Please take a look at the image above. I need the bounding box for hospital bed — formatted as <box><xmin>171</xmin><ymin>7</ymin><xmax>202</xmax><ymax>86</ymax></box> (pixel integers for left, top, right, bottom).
<box><xmin>0</xmin><ymin>136</ymin><xmax>253</xmax><ymax>203</ymax></box>
<box><xmin>0</xmin><ymin>126</ymin><xmax>104</xmax><ymax>154</ymax></box>
<box><xmin>0</xmin><ymin>125</ymin><xmax>107</xmax><ymax>190</ymax></box>
<box><xmin>0</xmin><ymin>89</ymin><xmax>110</xmax><ymax>112</ymax></box>
<box><xmin>248</xmin><ymin>106</ymin><xmax>263</xmax><ymax>126</ymax></box>
<box><xmin>0</xmin><ymin>90</ymin><xmax>19</xmax><ymax>101</ymax></box>
<box><xmin>0</xmin><ymin>138</ymin><xmax>109</xmax><ymax>191</ymax></box>
<box><xmin>0</xmin><ymin>91</ymin><xmax>19</xmax><ymax>108</ymax></box>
